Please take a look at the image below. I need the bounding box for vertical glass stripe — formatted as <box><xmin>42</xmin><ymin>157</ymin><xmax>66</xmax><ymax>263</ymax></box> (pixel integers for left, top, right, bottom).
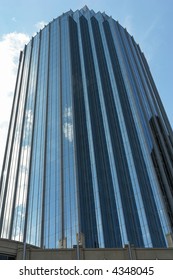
<box><xmin>0</xmin><ymin>8</ymin><xmax>172</xmax><ymax>249</ymax></box>
<box><xmin>104</xmin><ymin>20</ymin><xmax>166</xmax><ymax>247</ymax></box>
<box><xmin>69</xmin><ymin>16</ymin><xmax>98</xmax><ymax>248</ymax></box>
<box><xmin>1</xmin><ymin>42</ymin><xmax>32</xmax><ymax>239</ymax></box>
<box><xmin>0</xmin><ymin>50</ymin><xmax>25</xmax><ymax>226</ymax></box>
<box><xmin>91</xmin><ymin>16</ymin><xmax>144</xmax><ymax>247</ymax></box>
<box><xmin>26</xmin><ymin>27</ymin><xmax>49</xmax><ymax>246</ymax></box>
<box><xmin>80</xmin><ymin>15</ymin><xmax>122</xmax><ymax>248</ymax></box>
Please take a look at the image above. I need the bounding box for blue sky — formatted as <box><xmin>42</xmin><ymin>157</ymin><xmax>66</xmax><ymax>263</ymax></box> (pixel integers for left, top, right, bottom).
<box><xmin>0</xmin><ymin>0</ymin><xmax>172</xmax><ymax>172</ymax></box>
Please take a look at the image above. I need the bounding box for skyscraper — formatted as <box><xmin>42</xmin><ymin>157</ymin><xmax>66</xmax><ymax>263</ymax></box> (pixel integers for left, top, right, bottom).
<box><xmin>0</xmin><ymin>6</ymin><xmax>173</xmax><ymax>249</ymax></box>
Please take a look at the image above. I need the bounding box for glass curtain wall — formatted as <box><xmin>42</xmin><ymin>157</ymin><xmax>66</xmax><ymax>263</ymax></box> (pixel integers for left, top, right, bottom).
<box><xmin>0</xmin><ymin>7</ymin><xmax>173</xmax><ymax>249</ymax></box>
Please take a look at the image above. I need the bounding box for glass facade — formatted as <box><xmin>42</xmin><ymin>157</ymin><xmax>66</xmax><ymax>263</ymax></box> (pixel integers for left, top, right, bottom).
<box><xmin>0</xmin><ymin>7</ymin><xmax>173</xmax><ymax>249</ymax></box>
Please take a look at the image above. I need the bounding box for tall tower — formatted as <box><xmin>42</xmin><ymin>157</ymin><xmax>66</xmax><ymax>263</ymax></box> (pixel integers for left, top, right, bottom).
<box><xmin>0</xmin><ymin>7</ymin><xmax>173</xmax><ymax>249</ymax></box>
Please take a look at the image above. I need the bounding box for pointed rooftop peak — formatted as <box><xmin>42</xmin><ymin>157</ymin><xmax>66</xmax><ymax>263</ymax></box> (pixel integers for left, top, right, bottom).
<box><xmin>81</xmin><ymin>5</ymin><xmax>89</xmax><ymax>12</ymax></box>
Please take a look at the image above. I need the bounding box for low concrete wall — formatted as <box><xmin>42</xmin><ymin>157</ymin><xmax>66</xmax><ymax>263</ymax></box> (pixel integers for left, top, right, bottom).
<box><xmin>81</xmin><ymin>248</ymin><xmax>127</xmax><ymax>260</ymax></box>
<box><xmin>27</xmin><ymin>248</ymin><xmax>76</xmax><ymax>260</ymax></box>
<box><xmin>81</xmin><ymin>246</ymin><xmax>173</xmax><ymax>260</ymax></box>
<box><xmin>0</xmin><ymin>238</ymin><xmax>173</xmax><ymax>260</ymax></box>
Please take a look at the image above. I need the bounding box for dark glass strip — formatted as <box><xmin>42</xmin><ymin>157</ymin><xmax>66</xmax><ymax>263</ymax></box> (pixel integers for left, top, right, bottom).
<box><xmin>130</xmin><ymin>36</ymin><xmax>173</xmax><ymax>230</ymax></box>
<box><xmin>91</xmin><ymin>17</ymin><xmax>144</xmax><ymax>247</ymax></box>
<box><xmin>151</xmin><ymin>147</ymin><xmax>173</xmax><ymax>231</ymax></box>
<box><xmin>41</xmin><ymin>25</ymin><xmax>51</xmax><ymax>248</ymax></box>
<box><xmin>23</xmin><ymin>34</ymin><xmax>41</xmax><ymax>244</ymax></box>
<box><xmin>139</xmin><ymin>48</ymin><xmax>173</xmax><ymax>144</ymax></box>
<box><xmin>69</xmin><ymin>16</ymin><xmax>98</xmax><ymax>248</ymax></box>
<box><xmin>60</xmin><ymin>19</ymin><xmax>65</xmax><ymax>246</ymax></box>
<box><xmin>103</xmin><ymin>20</ymin><xmax>166</xmax><ymax>247</ymax></box>
<box><xmin>79</xmin><ymin>16</ymin><xmax>122</xmax><ymax>248</ymax></box>
<box><xmin>149</xmin><ymin>117</ymin><xmax>173</xmax><ymax>220</ymax></box>
<box><xmin>156</xmin><ymin>117</ymin><xmax>173</xmax><ymax>171</ymax></box>
<box><xmin>130</xmin><ymin>36</ymin><xmax>173</xmax><ymax>170</ymax></box>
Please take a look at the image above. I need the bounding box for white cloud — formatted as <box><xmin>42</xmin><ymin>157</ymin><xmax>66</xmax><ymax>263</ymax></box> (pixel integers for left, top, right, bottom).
<box><xmin>63</xmin><ymin>123</ymin><xmax>73</xmax><ymax>142</ymax></box>
<box><xmin>64</xmin><ymin>107</ymin><xmax>72</xmax><ymax>118</ymax></box>
<box><xmin>0</xmin><ymin>32</ymin><xmax>29</xmax><ymax>96</ymax></box>
<box><xmin>0</xmin><ymin>32</ymin><xmax>29</xmax><ymax>172</ymax></box>
<box><xmin>63</xmin><ymin>107</ymin><xmax>73</xmax><ymax>142</ymax></box>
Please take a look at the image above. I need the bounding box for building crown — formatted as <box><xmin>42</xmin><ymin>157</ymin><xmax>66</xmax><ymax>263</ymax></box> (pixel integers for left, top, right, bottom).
<box><xmin>81</xmin><ymin>5</ymin><xmax>89</xmax><ymax>12</ymax></box>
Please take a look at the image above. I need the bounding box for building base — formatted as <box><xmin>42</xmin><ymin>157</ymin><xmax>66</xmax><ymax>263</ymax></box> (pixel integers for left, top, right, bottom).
<box><xmin>0</xmin><ymin>238</ymin><xmax>173</xmax><ymax>260</ymax></box>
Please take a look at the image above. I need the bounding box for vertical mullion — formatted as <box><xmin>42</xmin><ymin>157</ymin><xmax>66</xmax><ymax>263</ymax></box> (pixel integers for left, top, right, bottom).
<box><xmin>0</xmin><ymin>50</ymin><xmax>23</xmax><ymax>192</ymax></box>
<box><xmin>0</xmin><ymin>46</ymin><xmax>27</xmax><ymax>236</ymax></box>
<box><xmin>41</xmin><ymin>25</ymin><xmax>51</xmax><ymax>248</ymax></box>
<box><xmin>9</xmin><ymin>39</ymin><xmax>33</xmax><ymax>239</ymax></box>
<box><xmin>23</xmin><ymin>33</ymin><xmax>41</xmax><ymax>244</ymax></box>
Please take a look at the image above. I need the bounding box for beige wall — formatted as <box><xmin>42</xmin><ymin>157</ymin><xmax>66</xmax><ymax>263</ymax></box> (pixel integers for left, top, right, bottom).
<box><xmin>0</xmin><ymin>238</ymin><xmax>173</xmax><ymax>260</ymax></box>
